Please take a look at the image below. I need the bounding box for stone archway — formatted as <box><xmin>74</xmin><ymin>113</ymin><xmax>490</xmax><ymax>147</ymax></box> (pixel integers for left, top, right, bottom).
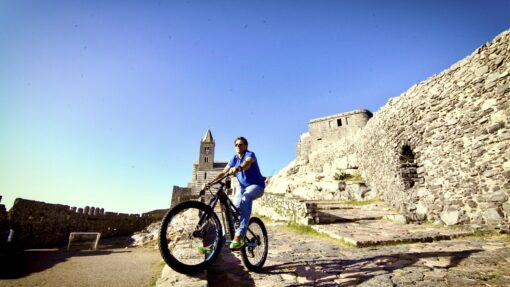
<box><xmin>400</xmin><ymin>145</ymin><xmax>419</xmax><ymax>189</ymax></box>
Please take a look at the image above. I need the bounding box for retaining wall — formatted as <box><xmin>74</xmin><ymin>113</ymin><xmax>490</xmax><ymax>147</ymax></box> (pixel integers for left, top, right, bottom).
<box><xmin>357</xmin><ymin>29</ymin><xmax>510</xmax><ymax>225</ymax></box>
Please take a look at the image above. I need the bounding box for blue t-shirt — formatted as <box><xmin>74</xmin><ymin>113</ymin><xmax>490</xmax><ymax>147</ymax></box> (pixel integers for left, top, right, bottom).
<box><xmin>227</xmin><ymin>150</ymin><xmax>265</xmax><ymax>189</ymax></box>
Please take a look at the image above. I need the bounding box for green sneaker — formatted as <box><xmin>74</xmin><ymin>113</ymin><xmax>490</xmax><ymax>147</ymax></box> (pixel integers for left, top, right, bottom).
<box><xmin>198</xmin><ymin>245</ymin><xmax>213</xmax><ymax>256</ymax></box>
<box><xmin>229</xmin><ymin>236</ymin><xmax>245</xmax><ymax>250</ymax></box>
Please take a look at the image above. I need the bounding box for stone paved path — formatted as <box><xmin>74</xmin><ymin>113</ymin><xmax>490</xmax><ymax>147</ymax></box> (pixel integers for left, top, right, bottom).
<box><xmin>0</xmin><ymin>237</ymin><xmax>162</xmax><ymax>287</ymax></box>
<box><xmin>158</xmin><ymin>222</ymin><xmax>510</xmax><ymax>286</ymax></box>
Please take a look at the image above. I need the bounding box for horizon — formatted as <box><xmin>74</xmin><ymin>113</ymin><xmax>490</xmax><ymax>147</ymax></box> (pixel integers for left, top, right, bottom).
<box><xmin>1</xmin><ymin>0</ymin><xmax>509</xmax><ymax>214</ymax></box>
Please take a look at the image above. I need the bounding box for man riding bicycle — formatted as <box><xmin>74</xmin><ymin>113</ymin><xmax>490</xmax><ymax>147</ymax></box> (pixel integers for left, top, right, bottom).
<box><xmin>207</xmin><ymin>136</ymin><xmax>265</xmax><ymax>250</ymax></box>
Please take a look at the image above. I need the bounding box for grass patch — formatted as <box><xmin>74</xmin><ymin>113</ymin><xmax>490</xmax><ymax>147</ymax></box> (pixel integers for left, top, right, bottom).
<box><xmin>252</xmin><ymin>213</ymin><xmax>274</xmax><ymax>224</ymax></box>
<box><xmin>146</xmin><ymin>261</ymin><xmax>165</xmax><ymax>287</ymax></box>
<box><xmin>283</xmin><ymin>221</ymin><xmax>356</xmax><ymax>248</ymax></box>
<box><xmin>333</xmin><ymin>170</ymin><xmax>364</xmax><ymax>182</ymax></box>
<box><xmin>338</xmin><ymin>197</ymin><xmax>381</xmax><ymax>206</ymax></box>
<box><xmin>456</xmin><ymin>229</ymin><xmax>510</xmax><ymax>241</ymax></box>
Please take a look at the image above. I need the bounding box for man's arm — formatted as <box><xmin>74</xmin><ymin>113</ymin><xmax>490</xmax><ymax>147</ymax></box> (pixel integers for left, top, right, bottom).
<box><xmin>239</xmin><ymin>157</ymin><xmax>255</xmax><ymax>171</ymax></box>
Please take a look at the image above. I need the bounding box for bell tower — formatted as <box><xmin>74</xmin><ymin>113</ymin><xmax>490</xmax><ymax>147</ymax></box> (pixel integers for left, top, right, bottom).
<box><xmin>199</xmin><ymin>129</ymin><xmax>215</xmax><ymax>169</ymax></box>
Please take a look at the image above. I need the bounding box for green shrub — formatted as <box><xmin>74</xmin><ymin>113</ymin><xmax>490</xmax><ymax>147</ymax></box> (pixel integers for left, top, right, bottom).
<box><xmin>333</xmin><ymin>170</ymin><xmax>350</xmax><ymax>181</ymax></box>
<box><xmin>333</xmin><ymin>169</ymin><xmax>364</xmax><ymax>182</ymax></box>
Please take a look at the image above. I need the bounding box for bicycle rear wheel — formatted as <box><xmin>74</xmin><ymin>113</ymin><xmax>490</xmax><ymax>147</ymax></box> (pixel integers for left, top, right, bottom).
<box><xmin>241</xmin><ymin>217</ymin><xmax>268</xmax><ymax>272</ymax></box>
<box><xmin>158</xmin><ymin>201</ymin><xmax>223</xmax><ymax>275</ymax></box>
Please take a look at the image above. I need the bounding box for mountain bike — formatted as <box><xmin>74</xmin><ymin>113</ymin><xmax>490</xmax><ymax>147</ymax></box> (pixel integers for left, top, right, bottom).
<box><xmin>158</xmin><ymin>174</ymin><xmax>268</xmax><ymax>275</ymax></box>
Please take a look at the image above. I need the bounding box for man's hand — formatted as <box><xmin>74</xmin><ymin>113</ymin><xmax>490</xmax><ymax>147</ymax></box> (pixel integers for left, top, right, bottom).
<box><xmin>228</xmin><ymin>167</ymin><xmax>238</xmax><ymax>175</ymax></box>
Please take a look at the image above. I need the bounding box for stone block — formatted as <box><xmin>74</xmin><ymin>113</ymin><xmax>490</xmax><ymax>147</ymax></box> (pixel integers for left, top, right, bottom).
<box><xmin>475</xmin><ymin>65</ymin><xmax>489</xmax><ymax>76</ymax></box>
<box><xmin>483</xmin><ymin>208</ymin><xmax>503</xmax><ymax>224</ymax></box>
<box><xmin>486</xmin><ymin>191</ymin><xmax>509</xmax><ymax>203</ymax></box>
<box><xmin>440</xmin><ymin>208</ymin><xmax>460</xmax><ymax>225</ymax></box>
<box><xmin>384</xmin><ymin>214</ymin><xmax>408</xmax><ymax>224</ymax></box>
<box><xmin>497</xmin><ymin>83</ymin><xmax>509</xmax><ymax>95</ymax></box>
<box><xmin>415</xmin><ymin>201</ymin><xmax>429</xmax><ymax>216</ymax></box>
<box><xmin>345</xmin><ymin>183</ymin><xmax>370</xmax><ymax>200</ymax></box>
<box><xmin>503</xmin><ymin>203</ymin><xmax>510</xmax><ymax>216</ymax></box>
<box><xmin>503</xmin><ymin>161</ymin><xmax>510</xmax><ymax>171</ymax></box>
<box><xmin>466</xmin><ymin>200</ymin><xmax>478</xmax><ymax>208</ymax></box>
<box><xmin>483</xmin><ymin>169</ymin><xmax>500</xmax><ymax>177</ymax></box>
<box><xmin>487</xmin><ymin>122</ymin><xmax>504</xmax><ymax>133</ymax></box>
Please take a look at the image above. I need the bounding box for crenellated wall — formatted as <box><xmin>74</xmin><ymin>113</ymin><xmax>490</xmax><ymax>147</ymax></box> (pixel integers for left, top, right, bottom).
<box><xmin>7</xmin><ymin>198</ymin><xmax>167</xmax><ymax>248</ymax></box>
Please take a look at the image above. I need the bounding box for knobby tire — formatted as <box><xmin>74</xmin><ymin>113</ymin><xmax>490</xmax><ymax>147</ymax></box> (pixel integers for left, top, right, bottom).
<box><xmin>241</xmin><ymin>217</ymin><xmax>268</xmax><ymax>272</ymax></box>
<box><xmin>158</xmin><ymin>201</ymin><xmax>223</xmax><ymax>275</ymax></box>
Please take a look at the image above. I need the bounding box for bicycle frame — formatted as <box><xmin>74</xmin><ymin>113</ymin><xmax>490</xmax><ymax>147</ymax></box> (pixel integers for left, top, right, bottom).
<box><xmin>198</xmin><ymin>178</ymin><xmax>259</xmax><ymax>247</ymax></box>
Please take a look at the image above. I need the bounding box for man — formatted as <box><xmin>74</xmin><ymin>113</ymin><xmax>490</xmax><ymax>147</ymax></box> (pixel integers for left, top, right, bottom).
<box><xmin>207</xmin><ymin>136</ymin><xmax>265</xmax><ymax>250</ymax></box>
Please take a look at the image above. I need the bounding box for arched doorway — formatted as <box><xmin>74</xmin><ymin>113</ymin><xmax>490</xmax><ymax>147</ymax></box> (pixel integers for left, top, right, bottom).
<box><xmin>400</xmin><ymin>145</ymin><xmax>419</xmax><ymax>189</ymax></box>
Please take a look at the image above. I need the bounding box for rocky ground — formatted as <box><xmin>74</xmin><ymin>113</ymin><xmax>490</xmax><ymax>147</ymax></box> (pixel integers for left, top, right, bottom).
<box><xmin>157</xmin><ymin>220</ymin><xmax>510</xmax><ymax>286</ymax></box>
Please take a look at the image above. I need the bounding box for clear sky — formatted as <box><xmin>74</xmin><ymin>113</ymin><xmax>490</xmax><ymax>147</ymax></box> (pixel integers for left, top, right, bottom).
<box><xmin>0</xmin><ymin>0</ymin><xmax>508</xmax><ymax>214</ymax></box>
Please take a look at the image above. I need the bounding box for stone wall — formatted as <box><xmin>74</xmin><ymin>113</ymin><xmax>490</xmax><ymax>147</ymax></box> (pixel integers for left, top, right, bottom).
<box><xmin>0</xmin><ymin>196</ymin><xmax>9</xmax><ymax>243</ymax></box>
<box><xmin>171</xmin><ymin>186</ymin><xmax>197</xmax><ymax>208</ymax></box>
<box><xmin>357</xmin><ymin>29</ymin><xmax>510</xmax><ymax>226</ymax></box>
<box><xmin>253</xmin><ymin>193</ymin><xmax>314</xmax><ymax>225</ymax></box>
<box><xmin>264</xmin><ymin>29</ymin><xmax>510</xmax><ymax>227</ymax></box>
<box><xmin>8</xmin><ymin>198</ymin><xmax>167</xmax><ymax>248</ymax></box>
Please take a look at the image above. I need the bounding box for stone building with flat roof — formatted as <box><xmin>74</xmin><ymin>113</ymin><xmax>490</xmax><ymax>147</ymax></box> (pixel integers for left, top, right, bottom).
<box><xmin>296</xmin><ymin>109</ymin><xmax>373</xmax><ymax>162</ymax></box>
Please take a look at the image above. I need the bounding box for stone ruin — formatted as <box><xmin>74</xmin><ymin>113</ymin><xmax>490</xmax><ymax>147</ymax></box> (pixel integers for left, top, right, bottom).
<box><xmin>260</xmin><ymin>29</ymin><xmax>510</xmax><ymax>228</ymax></box>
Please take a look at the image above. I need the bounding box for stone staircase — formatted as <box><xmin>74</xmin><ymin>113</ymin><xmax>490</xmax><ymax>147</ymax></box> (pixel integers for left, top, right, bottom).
<box><xmin>305</xmin><ymin>200</ymin><xmax>389</xmax><ymax>224</ymax></box>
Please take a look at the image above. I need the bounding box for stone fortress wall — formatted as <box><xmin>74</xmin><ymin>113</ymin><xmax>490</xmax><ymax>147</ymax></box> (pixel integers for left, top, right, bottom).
<box><xmin>4</xmin><ymin>197</ymin><xmax>167</xmax><ymax>248</ymax></box>
<box><xmin>261</xmin><ymin>29</ymin><xmax>510</xmax><ymax>227</ymax></box>
<box><xmin>357</xmin><ymin>29</ymin><xmax>510</xmax><ymax>226</ymax></box>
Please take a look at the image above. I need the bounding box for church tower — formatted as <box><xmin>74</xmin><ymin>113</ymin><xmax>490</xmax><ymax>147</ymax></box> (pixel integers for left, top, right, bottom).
<box><xmin>198</xmin><ymin>129</ymin><xmax>215</xmax><ymax>169</ymax></box>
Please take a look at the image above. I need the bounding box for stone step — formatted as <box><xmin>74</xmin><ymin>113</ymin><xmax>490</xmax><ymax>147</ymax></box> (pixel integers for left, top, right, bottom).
<box><xmin>305</xmin><ymin>201</ymin><xmax>365</xmax><ymax>211</ymax></box>
<box><xmin>307</xmin><ymin>203</ymin><xmax>393</xmax><ymax>225</ymax></box>
<box><xmin>312</xmin><ymin>213</ymin><xmax>382</xmax><ymax>224</ymax></box>
<box><xmin>311</xmin><ymin>219</ymin><xmax>476</xmax><ymax>247</ymax></box>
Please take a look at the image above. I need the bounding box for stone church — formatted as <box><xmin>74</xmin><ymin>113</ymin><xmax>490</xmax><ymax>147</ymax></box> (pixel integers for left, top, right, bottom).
<box><xmin>170</xmin><ymin>129</ymin><xmax>238</xmax><ymax>207</ymax></box>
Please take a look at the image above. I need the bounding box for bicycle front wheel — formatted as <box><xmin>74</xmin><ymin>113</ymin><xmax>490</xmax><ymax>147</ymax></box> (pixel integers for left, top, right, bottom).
<box><xmin>158</xmin><ymin>201</ymin><xmax>223</xmax><ymax>275</ymax></box>
<box><xmin>241</xmin><ymin>217</ymin><xmax>268</xmax><ymax>272</ymax></box>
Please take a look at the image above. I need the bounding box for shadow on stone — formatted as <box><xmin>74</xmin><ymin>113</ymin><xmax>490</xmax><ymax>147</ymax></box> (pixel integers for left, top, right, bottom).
<box><xmin>313</xmin><ymin>210</ymin><xmax>381</xmax><ymax>224</ymax></box>
<box><xmin>263</xmin><ymin>249</ymin><xmax>483</xmax><ymax>286</ymax></box>
<box><xmin>206</xmin><ymin>245</ymin><xmax>256</xmax><ymax>287</ymax></box>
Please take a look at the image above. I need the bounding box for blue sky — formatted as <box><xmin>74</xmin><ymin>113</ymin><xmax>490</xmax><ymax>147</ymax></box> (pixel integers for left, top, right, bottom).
<box><xmin>0</xmin><ymin>0</ymin><xmax>508</xmax><ymax>214</ymax></box>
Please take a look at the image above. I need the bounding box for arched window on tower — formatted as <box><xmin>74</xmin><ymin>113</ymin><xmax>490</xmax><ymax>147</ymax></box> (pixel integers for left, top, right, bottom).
<box><xmin>204</xmin><ymin>172</ymin><xmax>207</xmax><ymax>180</ymax></box>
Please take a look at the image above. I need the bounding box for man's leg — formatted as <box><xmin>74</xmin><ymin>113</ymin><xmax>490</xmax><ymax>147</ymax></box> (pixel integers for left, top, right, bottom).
<box><xmin>234</xmin><ymin>187</ymin><xmax>244</xmax><ymax>210</ymax></box>
<box><xmin>237</xmin><ymin>184</ymin><xmax>264</xmax><ymax>237</ymax></box>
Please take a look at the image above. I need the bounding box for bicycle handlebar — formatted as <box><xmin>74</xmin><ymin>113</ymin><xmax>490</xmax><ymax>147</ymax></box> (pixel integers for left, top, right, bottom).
<box><xmin>200</xmin><ymin>172</ymin><xmax>231</xmax><ymax>193</ymax></box>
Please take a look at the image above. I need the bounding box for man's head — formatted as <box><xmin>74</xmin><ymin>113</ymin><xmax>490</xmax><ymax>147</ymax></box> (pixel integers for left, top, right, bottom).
<box><xmin>234</xmin><ymin>136</ymin><xmax>248</xmax><ymax>154</ymax></box>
